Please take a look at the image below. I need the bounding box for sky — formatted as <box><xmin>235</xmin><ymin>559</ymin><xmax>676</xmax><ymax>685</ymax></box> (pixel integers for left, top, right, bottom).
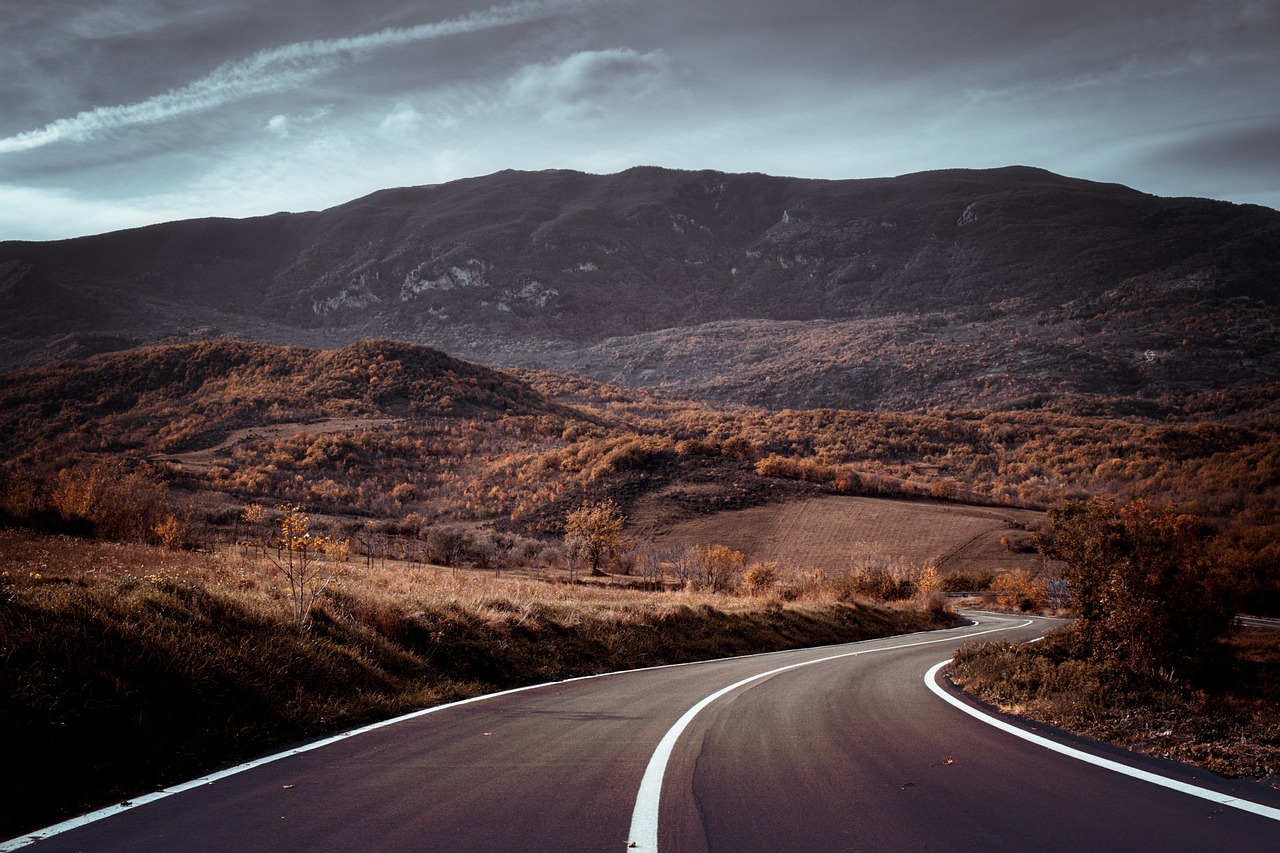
<box><xmin>1</xmin><ymin>0</ymin><xmax>1277</xmax><ymax>241</ymax></box>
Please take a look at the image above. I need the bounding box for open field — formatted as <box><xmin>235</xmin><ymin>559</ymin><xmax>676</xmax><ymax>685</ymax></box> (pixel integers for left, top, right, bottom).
<box><xmin>652</xmin><ymin>495</ymin><xmax>1047</xmax><ymax>577</ymax></box>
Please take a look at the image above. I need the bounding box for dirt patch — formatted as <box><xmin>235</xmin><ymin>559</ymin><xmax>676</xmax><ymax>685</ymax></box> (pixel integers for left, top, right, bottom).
<box><xmin>652</xmin><ymin>495</ymin><xmax>1045</xmax><ymax>575</ymax></box>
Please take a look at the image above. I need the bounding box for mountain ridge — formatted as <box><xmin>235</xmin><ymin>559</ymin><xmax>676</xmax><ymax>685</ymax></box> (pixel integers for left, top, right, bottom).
<box><xmin>3</xmin><ymin>165</ymin><xmax>1277</xmax><ymax>416</ymax></box>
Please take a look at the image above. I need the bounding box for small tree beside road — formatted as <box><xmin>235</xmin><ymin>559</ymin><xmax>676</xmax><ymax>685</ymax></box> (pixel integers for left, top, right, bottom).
<box><xmin>264</xmin><ymin>504</ymin><xmax>345</xmax><ymax>630</ymax></box>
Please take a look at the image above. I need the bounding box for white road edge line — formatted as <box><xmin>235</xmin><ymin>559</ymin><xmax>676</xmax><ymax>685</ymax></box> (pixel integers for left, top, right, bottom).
<box><xmin>0</xmin><ymin>679</ymin><xmax>566</xmax><ymax>853</ymax></box>
<box><xmin>625</xmin><ymin>617</ymin><xmax>1033</xmax><ymax>851</ymax></box>
<box><xmin>925</xmin><ymin>660</ymin><xmax>1280</xmax><ymax>823</ymax></box>
<box><xmin>0</xmin><ymin>616</ymin><xmax>1018</xmax><ymax>852</ymax></box>
<box><xmin>0</xmin><ymin>644</ymin><xmax>858</xmax><ymax>852</ymax></box>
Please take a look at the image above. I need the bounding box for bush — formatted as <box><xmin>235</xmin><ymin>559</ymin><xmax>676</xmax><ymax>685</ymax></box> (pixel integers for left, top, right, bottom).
<box><xmin>939</xmin><ymin>569</ymin><xmax>995</xmax><ymax>593</ymax></box>
<box><xmin>743</xmin><ymin>561</ymin><xmax>781</xmax><ymax>596</ymax></box>
<box><xmin>1039</xmin><ymin>497</ymin><xmax>1234</xmax><ymax>675</ymax></box>
<box><xmin>678</xmin><ymin>544</ymin><xmax>746</xmax><ymax>593</ymax></box>
<box><xmin>838</xmin><ymin>561</ymin><xmax>918</xmax><ymax>601</ymax></box>
<box><xmin>1</xmin><ymin>460</ymin><xmax>176</xmax><ymax>545</ymax></box>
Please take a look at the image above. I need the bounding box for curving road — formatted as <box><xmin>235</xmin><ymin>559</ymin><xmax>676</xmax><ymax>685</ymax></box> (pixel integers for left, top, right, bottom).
<box><xmin>8</xmin><ymin>612</ymin><xmax>1279</xmax><ymax>851</ymax></box>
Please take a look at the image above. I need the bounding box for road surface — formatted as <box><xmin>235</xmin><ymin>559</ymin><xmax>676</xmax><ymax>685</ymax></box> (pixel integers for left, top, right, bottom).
<box><xmin>1236</xmin><ymin>615</ymin><xmax>1280</xmax><ymax>630</ymax></box>
<box><xmin>8</xmin><ymin>612</ymin><xmax>1278</xmax><ymax>851</ymax></box>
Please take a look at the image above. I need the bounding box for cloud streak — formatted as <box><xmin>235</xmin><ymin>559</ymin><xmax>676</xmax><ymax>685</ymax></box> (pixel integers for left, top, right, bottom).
<box><xmin>507</xmin><ymin>48</ymin><xmax>672</xmax><ymax>121</ymax></box>
<box><xmin>0</xmin><ymin>0</ymin><xmax>591</xmax><ymax>155</ymax></box>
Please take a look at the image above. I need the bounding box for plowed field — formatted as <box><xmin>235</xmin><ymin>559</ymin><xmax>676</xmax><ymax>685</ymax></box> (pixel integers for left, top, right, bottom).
<box><xmin>654</xmin><ymin>496</ymin><xmax>1046</xmax><ymax>576</ymax></box>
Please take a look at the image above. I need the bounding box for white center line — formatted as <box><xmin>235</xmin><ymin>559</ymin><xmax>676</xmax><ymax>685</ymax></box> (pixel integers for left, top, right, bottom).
<box><xmin>626</xmin><ymin>618</ymin><xmax>1031</xmax><ymax>851</ymax></box>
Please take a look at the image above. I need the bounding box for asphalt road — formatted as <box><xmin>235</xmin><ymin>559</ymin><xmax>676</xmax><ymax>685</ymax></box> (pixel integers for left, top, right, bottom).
<box><xmin>9</xmin><ymin>612</ymin><xmax>1279</xmax><ymax>852</ymax></box>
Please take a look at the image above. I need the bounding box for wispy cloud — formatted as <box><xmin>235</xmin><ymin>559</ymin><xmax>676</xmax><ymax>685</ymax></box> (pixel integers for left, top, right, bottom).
<box><xmin>265</xmin><ymin>106</ymin><xmax>334</xmax><ymax>138</ymax></box>
<box><xmin>380</xmin><ymin>103</ymin><xmax>424</xmax><ymax>131</ymax></box>
<box><xmin>507</xmin><ymin>48</ymin><xmax>672</xmax><ymax>121</ymax></box>
<box><xmin>0</xmin><ymin>0</ymin><xmax>593</xmax><ymax>155</ymax></box>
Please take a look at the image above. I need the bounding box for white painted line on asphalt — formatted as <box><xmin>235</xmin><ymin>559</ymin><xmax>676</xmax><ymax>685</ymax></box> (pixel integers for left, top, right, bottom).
<box><xmin>626</xmin><ymin>617</ymin><xmax>1033</xmax><ymax>851</ymax></box>
<box><xmin>0</xmin><ymin>616</ymin><xmax>1015</xmax><ymax>851</ymax></box>
<box><xmin>925</xmin><ymin>660</ymin><xmax>1280</xmax><ymax>823</ymax></box>
<box><xmin>0</xmin><ymin>678</ymin><xmax>561</xmax><ymax>852</ymax></box>
<box><xmin>2</xmin><ymin>617</ymin><xmax>1033</xmax><ymax>852</ymax></box>
<box><xmin>6</xmin><ymin>647</ymin><xmax>782</xmax><ymax>852</ymax></box>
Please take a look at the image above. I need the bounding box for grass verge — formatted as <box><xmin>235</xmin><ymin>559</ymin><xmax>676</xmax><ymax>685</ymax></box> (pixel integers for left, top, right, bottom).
<box><xmin>950</xmin><ymin>628</ymin><xmax>1280</xmax><ymax>785</ymax></box>
<box><xmin>0</xmin><ymin>530</ymin><xmax>956</xmax><ymax>840</ymax></box>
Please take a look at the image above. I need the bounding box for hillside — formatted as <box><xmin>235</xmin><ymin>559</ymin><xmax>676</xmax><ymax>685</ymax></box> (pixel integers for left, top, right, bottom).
<box><xmin>3</xmin><ymin>166</ymin><xmax>1278</xmax><ymax>416</ymax></box>
<box><xmin>0</xmin><ymin>338</ymin><xmax>572</xmax><ymax>464</ymax></box>
<box><xmin>5</xmin><ymin>339</ymin><xmax>1279</xmax><ymax>515</ymax></box>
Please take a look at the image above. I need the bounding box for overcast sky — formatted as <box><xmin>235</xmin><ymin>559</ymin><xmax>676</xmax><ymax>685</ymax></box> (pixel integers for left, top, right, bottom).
<box><xmin>2</xmin><ymin>0</ymin><xmax>1277</xmax><ymax>241</ymax></box>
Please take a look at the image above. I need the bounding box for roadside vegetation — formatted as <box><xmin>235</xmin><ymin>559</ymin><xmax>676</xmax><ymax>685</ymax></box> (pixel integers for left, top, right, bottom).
<box><xmin>950</xmin><ymin>498</ymin><xmax>1280</xmax><ymax>783</ymax></box>
<box><xmin>0</xmin><ymin>340</ymin><xmax>1275</xmax><ymax>612</ymax></box>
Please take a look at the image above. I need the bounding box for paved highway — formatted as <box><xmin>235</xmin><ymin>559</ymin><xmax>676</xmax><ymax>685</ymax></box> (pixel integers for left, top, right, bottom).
<box><xmin>8</xmin><ymin>612</ymin><xmax>1278</xmax><ymax>851</ymax></box>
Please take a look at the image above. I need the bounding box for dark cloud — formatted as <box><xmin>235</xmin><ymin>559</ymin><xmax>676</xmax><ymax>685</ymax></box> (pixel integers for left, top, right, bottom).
<box><xmin>1153</xmin><ymin>121</ymin><xmax>1280</xmax><ymax>182</ymax></box>
<box><xmin>0</xmin><ymin>1</ymin><xmax>482</xmax><ymax>133</ymax></box>
<box><xmin>0</xmin><ymin>1</ymin><xmax>596</xmax><ymax>155</ymax></box>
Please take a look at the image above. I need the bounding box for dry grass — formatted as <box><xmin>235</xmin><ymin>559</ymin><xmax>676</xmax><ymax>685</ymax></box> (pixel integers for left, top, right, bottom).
<box><xmin>950</xmin><ymin>629</ymin><xmax>1280</xmax><ymax>783</ymax></box>
<box><xmin>0</xmin><ymin>529</ymin><xmax>955</xmax><ymax>840</ymax></box>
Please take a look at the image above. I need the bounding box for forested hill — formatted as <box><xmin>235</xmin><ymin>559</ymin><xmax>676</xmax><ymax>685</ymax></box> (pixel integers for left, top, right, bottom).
<box><xmin>0</xmin><ymin>339</ymin><xmax>573</xmax><ymax>462</ymax></box>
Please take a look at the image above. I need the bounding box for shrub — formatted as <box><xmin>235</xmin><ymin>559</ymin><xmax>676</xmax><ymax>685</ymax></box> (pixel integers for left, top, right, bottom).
<box><xmin>743</xmin><ymin>561</ymin><xmax>781</xmax><ymax>597</ymax></box>
<box><xmin>842</xmin><ymin>562</ymin><xmax>918</xmax><ymax>601</ymax></box>
<box><xmin>1</xmin><ymin>460</ymin><xmax>176</xmax><ymax>544</ymax></box>
<box><xmin>939</xmin><ymin>569</ymin><xmax>995</xmax><ymax>593</ymax></box>
<box><xmin>993</xmin><ymin>568</ymin><xmax>1047</xmax><ymax>611</ymax></box>
<box><xmin>1039</xmin><ymin>497</ymin><xmax>1234</xmax><ymax>674</ymax></box>
<box><xmin>264</xmin><ymin>504</ymin><xmax>344</xmax><ymax>630</ymax></box>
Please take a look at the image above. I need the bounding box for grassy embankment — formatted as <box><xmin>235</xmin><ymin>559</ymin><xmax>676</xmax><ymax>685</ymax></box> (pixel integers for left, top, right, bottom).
<box><xmin>949</xmin><ymin>496</ymin><xmax>1279</xmax><ymax>789</ymax></box>
<box><xmin>0</xmin><ymin>530</ymin><xmax>956</xmax><ymax>840</ymax></box>
<box><xmin>950</xmin><ymin>629</ymin><xmax>1280</xmax><ymax>784</ymax></box>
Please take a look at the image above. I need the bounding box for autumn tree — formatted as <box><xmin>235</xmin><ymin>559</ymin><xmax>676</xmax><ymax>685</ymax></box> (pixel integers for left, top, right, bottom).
<box><xmin>564</xmin><ymin>499</ymin><xmax>626</xmax><ymax>577</ymax></box>
<box><xmin>264</xmin><ymin>504</ymin><xmax>345</xmax><ymax>630</ymax></box>
<box><xmin>742</xmin><ymin>561</ymin><xmax>781</xmax><ymax>596</ymax></box>
<box><xmin>692</xmin><ymin>544</ymin><xmax>746</xmax><ymax>593</ymax></box>
<box><xmin>1039</xmin><ymin>497</ymin><xmax>1233</xmax><ymax>674</ymax></box>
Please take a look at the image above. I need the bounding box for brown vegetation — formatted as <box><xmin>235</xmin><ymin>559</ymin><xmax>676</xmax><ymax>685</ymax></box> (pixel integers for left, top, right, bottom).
<box><xmin>950</xmin><ymin>629</ymin><xmax>1280</xmax><ymax>781</ymax></box>
<box><xmin>1</xmin><ymin>339</ymin><xmax>1276</xmax><ymax>614</ymax></box>
<box><xmin>1037</xmin><ymin>498</ymin><xmax>1234</xmax><ymax>674</ymax></box>
<box><xmin>950</xmin><ymin>497</ymin><xmax>1275</xmax><ymax>782</ymax></box>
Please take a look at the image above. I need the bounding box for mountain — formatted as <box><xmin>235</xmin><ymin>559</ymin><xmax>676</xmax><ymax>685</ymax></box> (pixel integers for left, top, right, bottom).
<box><xmin>3</xmin><ymin>166</ymin><xmax>1278</xmax><ymax>416</ymax></box>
